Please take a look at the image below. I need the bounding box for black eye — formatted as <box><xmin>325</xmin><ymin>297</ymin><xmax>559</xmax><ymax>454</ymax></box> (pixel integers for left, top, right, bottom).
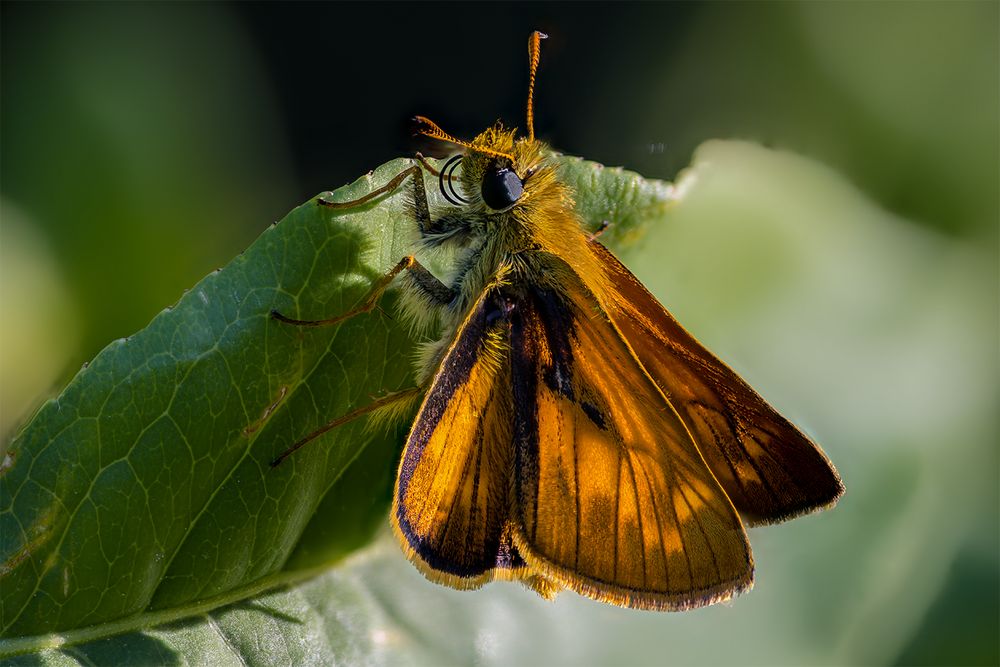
<box><xmin>481</xmin><ymin>166</ymin><xmax>524</xmax><ymax>210</ymax></box>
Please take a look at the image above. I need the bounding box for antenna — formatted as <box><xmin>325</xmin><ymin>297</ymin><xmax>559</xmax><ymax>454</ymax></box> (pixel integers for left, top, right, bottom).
<box><xmin>413</xmin><ymin>116</ymin><xmax>514</xmax><ymax>161</ymax></box>
<box><xmin>526</xmin><ymin>31</ymin><xmax>548</xmax><ymax>141</ymax></box>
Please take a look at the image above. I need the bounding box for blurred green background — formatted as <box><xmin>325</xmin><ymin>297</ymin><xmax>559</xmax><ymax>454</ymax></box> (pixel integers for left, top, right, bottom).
<box><xmin>1</xmin><ymin>2</ymin><xmax>996</xmax><ymax>665</ymax></box>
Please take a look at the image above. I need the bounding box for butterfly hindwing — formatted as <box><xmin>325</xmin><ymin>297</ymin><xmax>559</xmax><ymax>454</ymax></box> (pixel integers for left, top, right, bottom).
<box><xmin>590</xmin><ymin>242</ymin><xmax>844</xmax><ymax>526</ymax></box>
<box><xmin>508</xmin><ymin>279</ymin><xmax>754</xmax><ymax>610</ymax></box>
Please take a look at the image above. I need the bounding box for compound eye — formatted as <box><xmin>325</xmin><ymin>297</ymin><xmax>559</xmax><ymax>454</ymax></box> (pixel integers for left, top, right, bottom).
<box><xmin>481</xmin><ymin>166</ymin><xmax>524</xmax><ymax>210</ymax></box>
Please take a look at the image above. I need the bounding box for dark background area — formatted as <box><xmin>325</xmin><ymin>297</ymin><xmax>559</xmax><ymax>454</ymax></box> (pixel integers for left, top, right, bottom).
<box><xmin>234</xmin><ymin>3</ymin><xmax>699</xmax><ymax>193</ymax></box>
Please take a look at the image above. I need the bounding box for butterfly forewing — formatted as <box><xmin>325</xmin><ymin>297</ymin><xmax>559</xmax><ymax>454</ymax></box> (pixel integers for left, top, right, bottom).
<box><xmin>590</xmin><ymin>242</ymin><xmax>844</xmax><ymax>526</ymax></box>
<box><xmin>392</xmin><ymin>289</ymin><xmax>523</xmax><ymax>586</ymax></box>
<box><xmin>508</xmin><ymin>280</ymin><xmax>754</xmax><ymax>610</ymax></box>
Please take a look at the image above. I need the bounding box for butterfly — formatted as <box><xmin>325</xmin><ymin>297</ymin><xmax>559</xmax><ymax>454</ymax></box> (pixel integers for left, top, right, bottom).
<box><xmin>271</xmin><ymin>31</ymin><xmax>843</xmax><ymax>611</ymax></box>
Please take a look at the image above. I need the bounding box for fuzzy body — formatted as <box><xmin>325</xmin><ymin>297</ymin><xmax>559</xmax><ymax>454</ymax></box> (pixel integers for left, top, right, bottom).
<box><xmin>401</xmin><ymin>126</ymin><xmax>610</xmax><ymax>383</ymax></box>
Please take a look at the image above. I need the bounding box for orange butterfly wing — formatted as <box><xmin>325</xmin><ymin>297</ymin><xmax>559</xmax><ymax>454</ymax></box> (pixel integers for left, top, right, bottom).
<box><xmin>509</xmin><ymin>281</ymin><xmax>753</xmax><ymax>610</ymax></box>
<box><xmin>590</xmin><ymin>242</ymin><xmax>844</xmax><ymax>526</ymax></box>
<box><xmin>392</xmin><ymin>290</ymin><xmax>525</xmax><ymax>588</ymax></box>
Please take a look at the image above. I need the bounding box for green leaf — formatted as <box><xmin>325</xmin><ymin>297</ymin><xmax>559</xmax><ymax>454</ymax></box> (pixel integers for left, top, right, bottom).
<box><xmin>0</xmin><ymin>155</ymin><xmax>673</xmax><ymax>658</ymax></box>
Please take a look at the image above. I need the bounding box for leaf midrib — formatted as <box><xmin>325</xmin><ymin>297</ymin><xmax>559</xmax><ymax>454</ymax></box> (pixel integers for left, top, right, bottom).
<box><xmin>0</xmin><ymin>556</ymin><xmax>346</xmax><ymax>659</ymax></box>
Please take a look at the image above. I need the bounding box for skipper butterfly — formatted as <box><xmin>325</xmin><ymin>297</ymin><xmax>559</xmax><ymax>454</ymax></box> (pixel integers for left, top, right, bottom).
<box><xmin>272</xmin><ymin>32</ymin><xmax>843</xmax><ymax>610</ymax></box>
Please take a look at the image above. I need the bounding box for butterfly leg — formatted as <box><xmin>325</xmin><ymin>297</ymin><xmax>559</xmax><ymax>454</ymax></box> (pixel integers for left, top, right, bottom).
<box><xmin>269</xmin><ymin>161</ymin><xmax>456</xmax><ymax>464</ymax></box>
<box><xmin>412</xmin><ymin>152</ymin><xmax>448</xmax><ymax>178</ymax></box>
<box><xmin>317</xmin><ymin>159</ymin><xmax>440</xmax><ymax>236</ymax></box>
<box><xmin>587</xmin><ymin>219</ymin><xmax>611</xmax><ymax>242</ymax></box>
<box><xmin>270</xmin><ymin>385</ymin><xmax>425</xmax><ymax>467</ymax></box>
<box><xmin>270</xmin><ymin>255</ymin><xmax>453</xmax><ymax>327</ymax></box>
<box><xmin>317</xmin><ymin>162</ymin><xmax>421</xmax><ymax>210</ymax></box>
<box><xmin>269</xmin><ymin>257</ymin><xmax>440</xmax><ymax>463</ymax></box>
<box><xmin>268</xmin><ymin>257</ymin><xmax>441</xmax><ymax>464</ymax></box>
<box><xmin>271</xmin><ymin>156</ymin><xmax>459</xmax><ymax>328</ymax></box>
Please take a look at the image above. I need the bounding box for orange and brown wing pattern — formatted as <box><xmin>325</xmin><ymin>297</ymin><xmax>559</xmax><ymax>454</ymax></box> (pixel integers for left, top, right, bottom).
<box><xmin>392</xmin><ymin>290</ymin><xmax>524</xmax><ymax>588</ymax></box>
<box><xmin>590</xmin><ymin>242</ymin><xmax>844</xmax><ymax>526</ymax></box>
<box><xmin>508</xmin><ymin>281</ymin><xmax>753</xmax><ymax>610</ymax></box>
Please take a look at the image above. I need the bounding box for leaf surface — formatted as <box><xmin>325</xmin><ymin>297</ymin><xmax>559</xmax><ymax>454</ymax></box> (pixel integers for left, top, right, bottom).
<box><xmin>0</xmin><ymin>156</ymin><xmax>673</xmax><ymax>658</ymax></box>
